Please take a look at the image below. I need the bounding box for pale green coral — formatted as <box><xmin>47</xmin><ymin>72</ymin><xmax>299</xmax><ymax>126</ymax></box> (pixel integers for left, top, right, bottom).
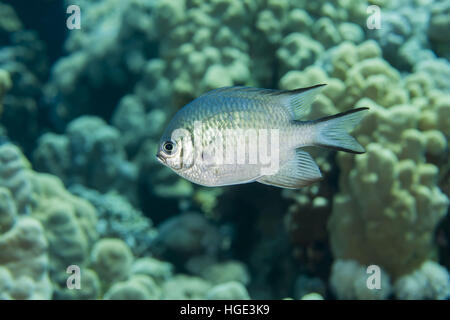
<box><xmin>0</xmin><ymin>179</ymin><xmax>51</xmax><ymax>300</ymax></box>
<box><xmin>1</xmin><ymin>0</ymin><xmax>448</xmax><ymax>302</ymax></box>
<box><xmin>130</xmin><ymin>257</ymin><xmax>174</xmax><ymax>286</ymax></box>
<box><xmin>53</xmin><ymin>268</ymin><xmax>101</xmax><ymax>300</ymax></box>
<box><xmin>301</xmin><ymin>292</ymin><xmax>324</xmax><ymax>300</ymax></box>
<box><xmin>329</xmin><ymin>142</ymin><xmax>448</xmax><ymax>279</ymax></box>
<box><xmin>34</xmin><ymin>116</ymin><xmax>138</xmax><ymax>203</ymax></box>
<box><xmin>0</xmin><ymin>3</ymin><xmax>23</xmax><ymax>34</ymax></box>
<box><xmin>330</xmin><ymin>260</ymin><xmax>392</xmax><ymax>300</ymax></box>
<box><xmin>278</xmin><ymin>39</ymin><xmax>450</xmax><ymax>299</ymax></box>
<box><xmin>0</xmin><ymin>216</ymin><xmax>52</xmax><ymax>299</ymax></box>
<box><xmin>161</xmin><ymin>275</ymin><xmax>211</xmax><ymax>300</ymax></box>
<box><xmin>90</xmin><ymin>238</ymin><xmax>133</xmax><ymax>290</ymax></box>
<box><xmin>201</xmin><ymin>261</ymin><xmax>250</xmax><ymax>286</ymax></box>
<box><xmin>324</xmin><ymin>68</ymin><xmax>449</xmax><ymax>299</ymax></box>
<box><xmin>394</xmin><ymin>260</ymin><xmax>450</xmax><ymax>300</ymax></box>
<box><xmin>276</xmin><ymin>33</ymin><xmax>324</xmax><ymax>76</ymax></box>
<box><xmin>0</xmin><ymin>69</ymin><xmax>12</xmax><ymax>117</ymax></box>
<box><xmin>104</xmin><ymin>274</ymin><xmax>161</xmax><ymax>300</ymax></box>
<box><xmin>206</xmin><ymin>281</ymin><xmax>251</xmax><ymax>300</ymax></box>
<box><xmin>427</xmin><ymin>1</ymin><xmax>450</xmax><ymax>59</ymax></box>
<box><xmin>0</xmin><ymin>143</ymin><xmax>100</xmax><ymax>299</ymax></box>
<box><xmin>0</xmin><ymin>188</ymin><xmax>16</xmax><ymax>233</ymax></box>
<box><xmin>31</xmin><ymin>175</ymin><xmax>98</xmax><ymax>273</ymax></box>
<box><xmin>69</xmin><ymin>185</ymin><xmax>157</xmax><ymax>256</ymax></box>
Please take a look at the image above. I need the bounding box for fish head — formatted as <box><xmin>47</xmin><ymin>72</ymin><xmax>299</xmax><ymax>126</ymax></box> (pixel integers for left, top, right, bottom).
<box><xmin>157</xmin><ymin>120</ymin><xmax>196</xmax><ymax>173</ymax></box>
<box><xmin>156</xmin><ymin>137</ymin><xmax>183</xmax><ymax>170</ymax></box>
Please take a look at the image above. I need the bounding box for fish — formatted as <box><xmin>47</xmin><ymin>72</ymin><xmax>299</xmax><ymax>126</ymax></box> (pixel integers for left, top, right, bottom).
<box><xmin>156</xmin><ymin>84</ymin><xmax>368</xmax><ymax>189</ymax></box>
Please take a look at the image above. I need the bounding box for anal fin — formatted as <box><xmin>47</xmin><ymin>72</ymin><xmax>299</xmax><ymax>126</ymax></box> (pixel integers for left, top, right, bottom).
<box><xmin>257</xmin><ymin>150</ymin><xmax>322</xmax><ymax>189</ymax></box>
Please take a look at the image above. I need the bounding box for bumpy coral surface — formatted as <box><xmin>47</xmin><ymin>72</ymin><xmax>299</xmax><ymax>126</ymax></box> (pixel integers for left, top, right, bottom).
<box><xmin>0</xmin><ymin>0</ymin><xmax>448</xmax><ymax>300</ymax></box>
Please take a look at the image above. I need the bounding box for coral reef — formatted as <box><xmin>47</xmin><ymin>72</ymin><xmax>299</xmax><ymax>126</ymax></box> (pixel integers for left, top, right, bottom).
<box><xmin>329</xmin><ymin>142</ymin><xmax>448</xmax><ymax>278</ymax></box>
<box><xmin>427</xmin><ymin>0</ymin><xmax>450</xmax><ymax>60</ymax></box>
<box><xmin>368</xmin><ymin>0</ymin><xmax>436</xmax><ymax>70</ymax></box>
<box><xmin>330</xmin><ymin>259</ymin><xmax>392</xmax><ymax>300</ymax></box>
<box><xmin>104</xmin><ymin>274</ymin><xmax>161</xmax><ymax>300</ymax></box>
<box><xmin>0</xmin><ymin>3</ymin><xmax>49</xmax><ymax>151</ymax></box>
<box><xmin>1</xmin><ymin>0</ymin><xmax>449</xmax><ymax>301</ymax></box>
<box><xmin>69</xmin><ymin>185</ymin><xmax>157</xmax><ymax>256</ymax></box>
<box><xmin>45</xmin><ymin>0</ymin><xmax>159</xmax><ymax>123</ymax></box>
<box><xmin>0</xmin><ymin>188</ymin><xmax>51</xmax><ymax>299</ymax></box>
<box><xmin>151</xmin><ymin>212</ymin><xmax>222</xmax><ymax>272</ymax></box>
<box><xmin>321</xmin><ymin>41</ymin><xmax>449</xmax><ymax>299</ymax></box>
<box><xmin>0</xmin><ymin>69</ymin><xmax>12</xmax><ymax>118</ymax></box>
<box><xmin>33</xmin><ymin>116</ymin><xmax>138</xmax><ymax>203</ymax></box>
<box><xmin>0</xmin><ymin>143</ymin><xmax>255</xmax><ymax>300</ymax></box>
<box><xmin>206</xmin><ymin>281</ymin><xmax>250</xmax><ymax>300</ymax></box>
<box><xmin>279</xmin><ymin>38</ymin><xmax>449</xmax><ymax>299</ymax></box>
<box><xmin>0</xmin><ymin>143</ymin><xmax>99</xmax><ymax>299</ymax></box>
<box><xmin>161</xmin><ymin>275</ymin><xmax>211</xmax><ymax>300</ymax></box>
<box><xmin>394</xmin><ymin>260</ymin><xmax>450</xmax><ymax>300</ymax></box>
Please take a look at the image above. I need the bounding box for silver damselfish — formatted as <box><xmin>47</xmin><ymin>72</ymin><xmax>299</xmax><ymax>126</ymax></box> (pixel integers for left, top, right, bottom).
<box><xmin>156</xmin><ymin>84</ymin><xmax>368</xmax><ymax>189</ymax></box>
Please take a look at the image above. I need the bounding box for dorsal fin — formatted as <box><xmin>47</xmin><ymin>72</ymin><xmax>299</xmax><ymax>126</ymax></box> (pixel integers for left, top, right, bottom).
<box><xmin>198</xmin><ymin>84</ymin><xmax>326</xmax><ymax>120</ymax></box>
<box><xmin>284</xmin><ymin>84</ymin><xmax>326</xmax><ymax>120</ymax></box>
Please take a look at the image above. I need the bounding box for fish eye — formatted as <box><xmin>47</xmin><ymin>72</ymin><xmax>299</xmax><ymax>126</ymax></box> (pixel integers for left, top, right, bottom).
<box><xmin>162</xmin><ymin>141</ymin><xmax>176</xmax><ymax>154</ymax></box>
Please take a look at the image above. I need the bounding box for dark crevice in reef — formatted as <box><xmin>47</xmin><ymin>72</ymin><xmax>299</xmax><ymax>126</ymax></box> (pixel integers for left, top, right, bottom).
<box><xmin>215</xmin><ymin>183</ymin><xmax>294</xmax><ymax>299</ymax></box>
<box><xmin>4</xmin><ymin>0</ymin><xmax>67</xmax><ymax>66</ymax></box>
<box><xmin>1</xmin><ymin>1</ymin><xmax>67</xmax><ymax>156</ymax></box>
<box><xmin>436</xmin><ymin>206</ymin><xmax>450</xmax><ymax>271</ymax></box>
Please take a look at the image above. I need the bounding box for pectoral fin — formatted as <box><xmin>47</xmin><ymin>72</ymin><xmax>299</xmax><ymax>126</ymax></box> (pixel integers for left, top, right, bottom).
<box><xmin>257</xmin><ymin>150</ymin><xmax>322</xmax><ymax>189</ymax></box>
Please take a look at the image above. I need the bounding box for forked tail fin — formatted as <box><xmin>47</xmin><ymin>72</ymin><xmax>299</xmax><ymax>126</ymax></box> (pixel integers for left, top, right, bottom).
<box><xmin>313</xmin><ymin>107</ymin><xmax>369</xmax><ymax>154</ymax></box>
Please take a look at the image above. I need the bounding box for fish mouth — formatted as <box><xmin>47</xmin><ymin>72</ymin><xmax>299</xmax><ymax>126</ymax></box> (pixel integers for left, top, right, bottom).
<box><xmin>156</xmin><ymin>153</ymin><xmax>166</xmax><ymax>164</ymax></box>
